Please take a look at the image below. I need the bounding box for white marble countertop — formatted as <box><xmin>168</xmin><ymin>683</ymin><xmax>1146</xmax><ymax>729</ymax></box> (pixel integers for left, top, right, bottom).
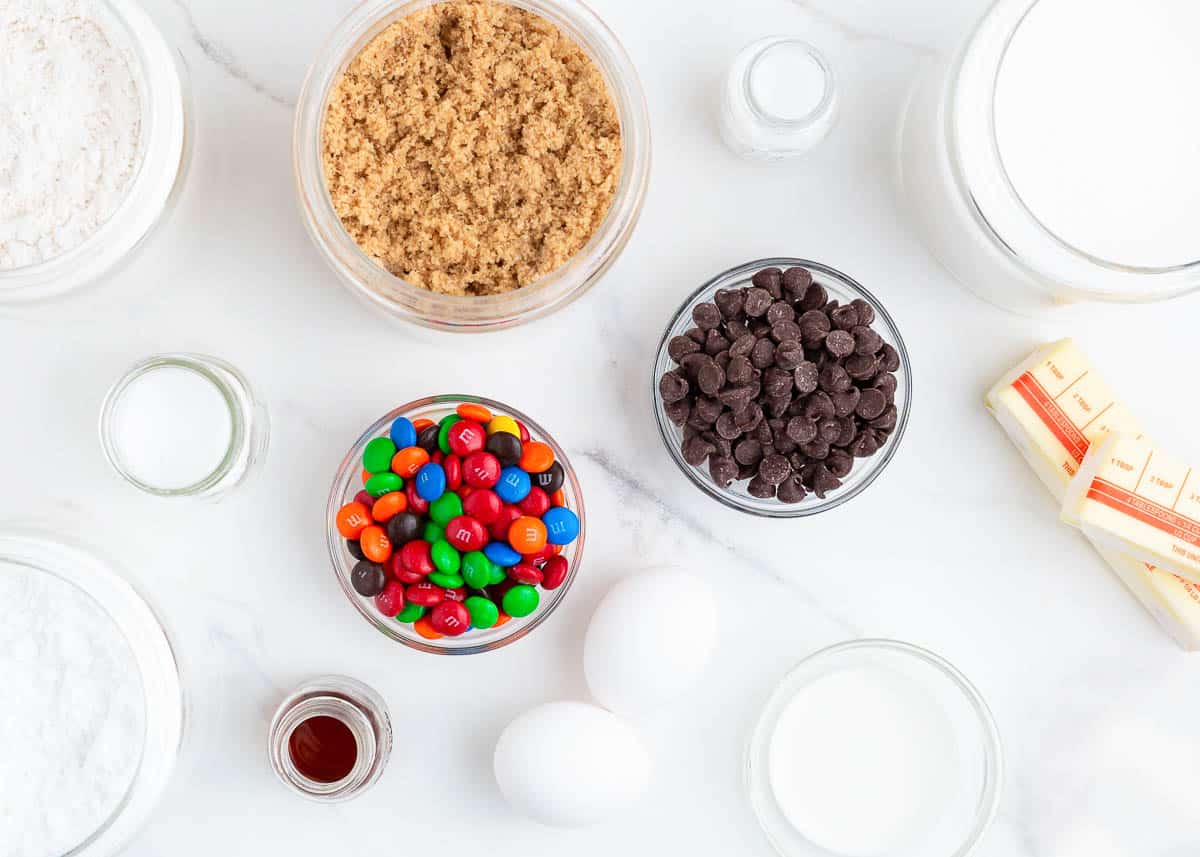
<box><xmin>4</xmin><ymin>0</ymin><xmax>1200</xmax><ymax>854</ymax></box>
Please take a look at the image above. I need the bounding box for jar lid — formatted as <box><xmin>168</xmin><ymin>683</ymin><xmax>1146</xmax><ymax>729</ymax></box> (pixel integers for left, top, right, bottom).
<box><xmin>951</xmin><ymin>0</ymin><xmax>1200</xmax><ymax>301</ymax></box>
<box><xmin>0</xmin><ymin>532</ymin><xmax>183</xmax><ymax>857</ymax></box>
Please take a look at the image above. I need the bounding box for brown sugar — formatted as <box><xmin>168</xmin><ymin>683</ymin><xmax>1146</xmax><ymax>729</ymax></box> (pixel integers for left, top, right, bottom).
<box><xmin>321</xmin><ymin>0</ymin><xmax>623</xmax><ymax>297</ymax></box>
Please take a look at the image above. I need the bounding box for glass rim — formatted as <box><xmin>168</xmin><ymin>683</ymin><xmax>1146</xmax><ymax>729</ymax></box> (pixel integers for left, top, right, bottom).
<box><xmin>0</xmin><ymin>0</ymin><xmax>190</xmax><ymax>303</ymax></box>
<box><xmin>746</xmin><ymin>638</ymin><xmax>1004</xmax><ymax>857</ymax></box>
<box><xmin>652</xmin><ymin>258</ymin><xmax>912</xmax><ymax>519</ymax></box>
<box><xmin>99</xmin><ymin>353</ymin><xmax>250</xmax><ymax>498</ymax></box>
<box><xmin>292</xmin><ymin>0</ymin><xmax>652</xmax><ymax>332</ymax></box>
<box><xmin>326</xmin><ymin>394</ymin><xmax>585</xmax><ymax>655</ymax></box>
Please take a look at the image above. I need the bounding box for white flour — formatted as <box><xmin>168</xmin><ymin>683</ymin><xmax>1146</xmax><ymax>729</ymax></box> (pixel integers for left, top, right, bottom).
<box><xmin>0</xmin><ymin>0</ymin><xmax>144</xmax><ymax>269</ymax></box>
<box><xmin>0</xmin><ymin>564</ymin><xmax>146</xmax><ymax>857</ymax></box>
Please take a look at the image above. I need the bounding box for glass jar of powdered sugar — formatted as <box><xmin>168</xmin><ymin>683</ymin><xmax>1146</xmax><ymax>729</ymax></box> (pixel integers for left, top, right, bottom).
<box><xmin>100</xmin><ymin>354</ymin><xmax>269</xmax><ymax>500</ymax></box>
<box><xmin>0</xmin><ymin>0</ymin><xmax>190</xmax><ymax>304</ymax></box>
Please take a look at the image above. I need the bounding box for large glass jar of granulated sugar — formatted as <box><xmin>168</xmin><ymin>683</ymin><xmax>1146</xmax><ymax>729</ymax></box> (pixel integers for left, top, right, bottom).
<box><xmin>898</xmin><ymin>0</ymin><xmax>1200</xmax><ymax>315</ymax></box>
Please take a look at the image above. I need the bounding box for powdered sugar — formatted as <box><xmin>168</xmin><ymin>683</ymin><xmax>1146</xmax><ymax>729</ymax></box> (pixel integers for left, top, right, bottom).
<box><xmin>0</xmin><ymin>0</ymin><xmax>144</xmax><ymax>269</ymax></box>
<box><xmin>0</xmin><ymin>563</ymin><xmax>146</xmax><ymax>857</ymax></box>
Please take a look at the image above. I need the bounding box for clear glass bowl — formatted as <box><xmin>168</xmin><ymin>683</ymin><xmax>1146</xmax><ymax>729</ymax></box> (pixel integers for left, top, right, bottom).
<box><xmin>99</xmin><ymin>353</ymin><xmax>270</xmax><ymax>500</ymax></box>
<box><xmin>326</xmin><ymin>395</ymin><xmax>585</xmax><ymax>654</ymax></box>
<box><xmin>747</xmin><ymin>639</ymin><xmax>1003</xmax><ymax>857</ymax></box>
<box><xmin>0</xmin><ymin>530</ymin><xmax>185</xmax><ymax>857</ymax></box>
<box><xmin>652</xmin><ymin>258</ymin><xmax>912</xmax><ymax>518</ymax></box>
<box><xmin>292</xmin><ymin>0</ymin><xmax>651</xmax><ymax>332</ymax></box>
<box><xmin>0</xmin><ymin>0</ymin><xmax>191</xmax><ymax>305</ymax></box>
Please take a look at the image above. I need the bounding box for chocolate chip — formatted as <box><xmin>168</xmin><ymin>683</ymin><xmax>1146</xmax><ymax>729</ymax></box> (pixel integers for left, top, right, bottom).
<box><xmin>726</xmin><ymin>356</ymin><xmax>755</xmax><ymax>385</ymax></box>
<box><xmin>737</xmin><ymin>462</ymin><xmax>758</xmax><ymax>481</ymax></box>
<box><xmin>786</xmin><ymin>416</ymin><xmax>818</xmax><ymax>444</ymax></box>
<box><xmin>777</xmin><ymin>475</ymin><xmax>808</xmax><ymax>503</ymax></box>
<box><xmin>714</xmin><ymin>288</ymin><xmax>745</xmax><ymax>319</ymax></box>
<box><xmin>693</xmin><ymin>302</ymin><xmax>722</xmax><ymax>330</ymax></box>
<box><xmin>708</xmin><ymin>456</ymin><xmax>738</xmax><ymax>487</ymax></box>
<box><xmin>686</xmin><ymin>327</ymin><xmax>706</xmax><ymax>343</ymax></box>
<box><xmin>750</xmin><ymin>338</ymin><xmax>776</xmax><ymax>369</ymax></box>
<box><xmin>767</xmin><ymin>301</ymin><xmax>796</xmax><ymax>325</ymax></box>
<box><xmin>752</xmin><ymin>267</ymin><xmax>784</xmax><ymax>297</ymax></box>
<box><xmin>664</xmin><ymin>398</ymin><xmax>690</xmax><ymax>426</ymax></box>
<box><xmin>880</xmin><ymin>343</ymin><xmax>901</xmax><ymax>372</ymax></box>
<box><xmin>718</xmin><ymin>384</ymin><xmax>756</xmax><ymax>410</ymax></box>
<box><xmin>808</xmin><ymin>465</ymin><xmax>842</xmax><ymax>499</ymax></box>
<box><xmin>704</xmin><ymin>329</ymin><xmax>731</xmax><ymax>355</ymax></box>
<box><xmin>697</xmin><ymin>361</ymin><xmax>726</xmax><ymax>396</ymax></box>
<box><xmin>744</xmin><ymin>287</ymin><xmax>773</xmax><ymax>316</ymax></box>
<box><xmin>759</xmin><ymin>454</ymin><xmax>792</xmax><ymax>485</ymax></box>
<box><xmin>818</xmin><ymin>417</ymin><xmax>841</xmax><ymax>444</ymax></box>
<box><xmin>783</xmin><ymin>267</ymin><xmax>813</xmax><ymax>299</ymax></box>
<box><xmin>715</xmin><ymin>410</ymin><xmax>741</xmax><ymax>440</ymax></box>
<box><xmin>715</xmin><ymin>350</ymin><xmax>730</xmax><ymax>371</ymax></box>
<box><xmin>826</xmin><ymin>448</ymin><xmax>853</xmax><ymax>478</ymax></box>
<box><xmin>819</xmin><ymin>363</ymin><xmax>852</xmax><ymax>393</ymax></box>
<box><xmin>845</xmin><ymin>354</ymin><xmax>878</xmax><ymax>380</ymax></box>
<box><xmin>825</xmin><ymin>329</ymin><xmax>855</xmax><ymax>358</ymax></box>
<box><xmin>830</xmin><ymin>305</ymin><xmax>860</xmax><ymax>331</ymax></box>
<box><xmin>799</xmin><ymin>309</ymin><xmax>831</xmax><ymax>334</ymax></box>
<box><xmin>747</xmin><ymin>475</ymin><xmax>777</xmax><ymax>498</ymax></box>
<box><xmin>774</xmin><ymin>340</ymin><xmax>805</xmax><ymax>371</ymax></box>
<box><xmin>682</xmin><ymin>435</ymin><xmax>715</xmax><ymax>465</ymax></box>
<box><xmin>798</xmin><ymin>281</ymin><xmax>828</xmax><ymax>312</ymax></box>
<box><xmin>856</xmin><ymin>388</ymin><xmax>887</xmax><ymax>420</ymax></box>
<box><xmin>852</xmin><ymin>326</ymin><xmax>883</xmax><ymax>356</ymax></box>
<box><xmin>831</xmin><ymin>387</ymin><xmax>861</xmax><ymax>417</ymax></box>
<box><xmin>659</xmin><ymin>372</ymin><xmax>689</xmax><ymax>403</ymax></box>
<box><xmin>834</xmin><ymin>416</ymin><xmax>857</xmax><ymax>447</ymax></box>
<box><xmin>850</xmin><ymin>430</ymin><xmax>881</xmax><ymax>458</ymax></box>
<box><xmin>870</xmin><ymin>404</ymin><xmax>898</xmax><ymax>432</ymax></box>
<box><xmin>679</xmin><ymin>352</ymin><xmax>710</xmax><ymax>377</ymax></box>
<box><xmin>730</xmin><ymin>333</ymin><xmax>756</xmax><ymax>358</ymax></box>
<box><xmin>851</xmin><ymin>298</ymin><xmax>875</xmax><ymax>326</ymax></box>
<box><xmin>793</xmin><ymin>361</ymin><xmax>819</xmax><ymax>394</ymax></box>
<box><xmin>873</xmin><ymin>373</ymin><xmax>897</xmax><ymax>399</ymax></box>
<box><xmin>771</xmin><ymin>320</ymin><xmax>803</xmax><ymax>344</ymax></box>
<box><xmin>694</xmin><ymin>396</ymin><xmax>723</xmax><ymax>423</ymax></box>
<box><xmin>763</xmin><ymin>367</ymin><xmax>793</xmax><ymax>398</ymax></box>
<box><xmin>734</xmin><ymin>438</ymin><xmax>763</xmax><ymax>465</ymax></box>
<box><xmin>800</xmin><ymin>438</ymin><xmax>830</xmax><ymax>460</ymax></box>
<box><xmin>726</xmin><ymin>319</ymin><xmax>751</xmax><ymax>341</ymax></box>
<box><xmin>804</xmin><ymin>390</ymin><xmax>835</xmax><ymax>420</ymax></box>
<box><xmin>734</xmin><ymin>403</ymin><xmax>764</xmax><ymax>431</ymax></box>
<box><xmin>765</xmin><ymin>395</ymin><xmax>792</xmax><ymax>420</ymax></box>
<box><xmin>668</xmin><ymin>335</ymin><xmax>700</xmax><ymax>361</ymax></box>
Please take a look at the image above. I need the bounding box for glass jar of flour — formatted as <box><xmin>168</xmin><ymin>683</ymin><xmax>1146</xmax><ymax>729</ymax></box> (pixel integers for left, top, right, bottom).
<box><xmin>898</xmin><ymin>0</ymin><xmax>1200</xmax><ymax>315</ymax></box>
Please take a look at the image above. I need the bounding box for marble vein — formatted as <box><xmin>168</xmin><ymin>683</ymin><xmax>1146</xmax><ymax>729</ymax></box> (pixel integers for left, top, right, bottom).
<box><xmin>788</xmin><ymin>0</ymin><xmax>939</xmax><ymax>55</ymax></box>
<box><xmin>171</xmin><ymin>0</ymin><xmax>296</xmax><ymax>108</ymax></box>
<box><xmin>581</xmin><ymin>447</ymin><xmax>860</xmax><ymax>635</ymax></box>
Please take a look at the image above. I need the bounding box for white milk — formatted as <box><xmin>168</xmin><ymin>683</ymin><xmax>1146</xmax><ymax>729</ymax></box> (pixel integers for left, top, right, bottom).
<box><xmin>897</xmin><ymin>0</ymin><xmax>1200</xmax><ymax>313</ymax></box>
<box><xmin>994</xmin><ymin>0</ymin><xmax>1200</xmax><ymax>269</ymax></box>
<box><xmin>767</xmin><ymin>666</ymin><xmax>959</xmax><ymax>856</ymax></box>
<box><xmin>749</xmin><ymin>41</ymin><xmax>827</xmax><ymax>122</ymax></box>
<box><xmin>108</xmin><ymin>365</ymin><xmax>233</xmax><ymax>490</ymax></box>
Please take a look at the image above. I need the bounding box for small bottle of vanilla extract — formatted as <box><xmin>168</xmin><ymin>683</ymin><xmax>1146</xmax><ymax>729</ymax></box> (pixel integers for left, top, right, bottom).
<box><xmin>268</xmin><ymin>676</ymin><xmax>392</xmax><ymax>802</ymax></box>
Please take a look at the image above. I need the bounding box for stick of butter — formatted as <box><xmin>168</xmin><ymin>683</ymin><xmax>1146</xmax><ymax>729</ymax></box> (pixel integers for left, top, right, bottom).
<box><xmin>988</xmin><ymin>341</ymin><xmax>1200</xmax><ymax>650</ymax></box>
<box><xmin>1095</xmin><ymin>546</ymin><xmax>1200</xmax><ymax>651</ymax></box>
<box><xmin>985</xmin><ymin>338</ymin><xmax>1142</xmax><ymax>503</ymax></box>
<box><xmin>1065</xmin><ymin>432</ymin><xmax>1200</xmax><ymax>584</ymax></box>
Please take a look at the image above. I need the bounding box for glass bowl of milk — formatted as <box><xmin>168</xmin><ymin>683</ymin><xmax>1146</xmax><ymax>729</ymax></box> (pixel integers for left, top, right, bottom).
<box><xmin>898</xmin><ymin>0</ymin><xmax>1200</xmax><ymax>314</ymax></box>
<box><xmin>746</xmin><ymin>639</ymin><xmax>1002</xmax><ymax>857</ymax></box>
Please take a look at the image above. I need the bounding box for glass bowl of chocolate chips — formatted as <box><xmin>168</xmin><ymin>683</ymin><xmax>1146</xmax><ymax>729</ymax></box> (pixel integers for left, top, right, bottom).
<box><xmin>653</xmin><ymin>259</ymin><xmax>911</xmax><ymax>518</ymax></box>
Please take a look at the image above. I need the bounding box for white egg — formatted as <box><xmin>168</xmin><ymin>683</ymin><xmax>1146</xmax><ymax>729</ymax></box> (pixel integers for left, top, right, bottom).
<box><xmin>583</xmin><ymin>569</ymin><xmax>717</xmax><ymax>716</ymax></box>
<box><xmin>493</xmin><ymin>701</ymin><xmax>651</xmax><ymax>827</ymax></box>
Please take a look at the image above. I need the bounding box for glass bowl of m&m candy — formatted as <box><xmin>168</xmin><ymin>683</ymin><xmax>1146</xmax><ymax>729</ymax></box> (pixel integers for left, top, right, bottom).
<box><xmin>327</xmin><ymin>395</ymin><xmax>585</xmax><ymax>655</ymax></box>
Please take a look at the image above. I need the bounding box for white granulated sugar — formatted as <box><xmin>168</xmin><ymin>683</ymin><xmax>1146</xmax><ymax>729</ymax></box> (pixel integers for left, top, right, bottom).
<box><xmin>0</xmin><ymin>0</ymin><xmax>144</xmax><ymax>269</ymax></box>
<box><xmin>0</xmin><ymin>564</ymin><xmax>146</xmax><ymax>857</ymax></box>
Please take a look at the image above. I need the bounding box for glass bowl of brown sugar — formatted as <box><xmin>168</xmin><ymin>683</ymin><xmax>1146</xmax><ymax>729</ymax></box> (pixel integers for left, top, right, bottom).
<box><xmin>294</xmin><ymin>0</ymin><xmax>651</xmax><ymax>333</ymax></box>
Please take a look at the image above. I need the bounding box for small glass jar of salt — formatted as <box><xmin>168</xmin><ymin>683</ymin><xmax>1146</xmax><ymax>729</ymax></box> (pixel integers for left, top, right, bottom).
<box><xmin>100</xmin><ymin>353</ymin><xmax>269</xmax><ymax>499</ymax></box>
<box><xmin>720</xmin><ymin>37</ymin><xmax>837</xmax><ymax>160</ymax></box>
